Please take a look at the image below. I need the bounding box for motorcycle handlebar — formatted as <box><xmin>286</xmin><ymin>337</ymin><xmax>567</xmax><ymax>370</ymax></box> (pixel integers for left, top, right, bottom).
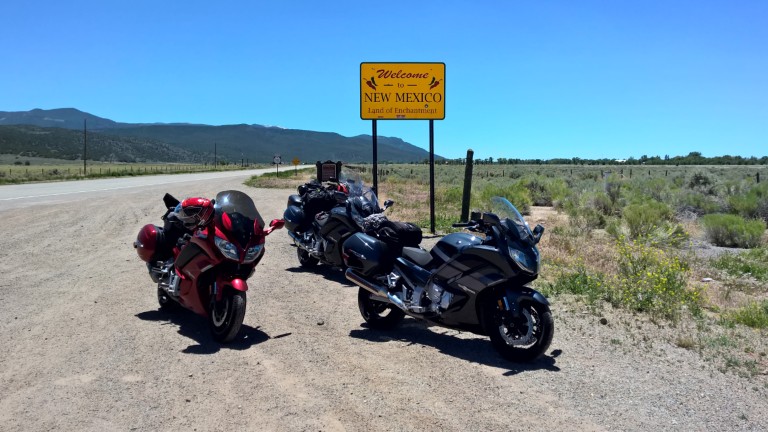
<box><xmin>452</xmin><ymin>221</ymin><xmax>481</xmax><ymax>229</ymax></box>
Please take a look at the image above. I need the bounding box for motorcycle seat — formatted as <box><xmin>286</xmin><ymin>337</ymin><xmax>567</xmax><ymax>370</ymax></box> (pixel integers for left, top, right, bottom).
<box><xmin>402</xmin><ymin>246</ymin><xmax>432</xmax><ymax>267</ymax></box>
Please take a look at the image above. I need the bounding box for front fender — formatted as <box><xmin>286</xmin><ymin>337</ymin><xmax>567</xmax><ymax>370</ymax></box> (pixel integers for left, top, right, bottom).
<box><xmin>214</xmin><ymin>277</ymin><xmax>248</xmax><ymax>301</ymax></box>
<box><xmin>502</xmin><ymin>285</ymin><xmax>549</xmax><ymax>319</ymax></box>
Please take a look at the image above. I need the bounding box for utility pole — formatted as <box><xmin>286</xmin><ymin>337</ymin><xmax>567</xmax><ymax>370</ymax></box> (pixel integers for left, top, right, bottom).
<box><xmin>83</xmin><ymin>119</ymin><xmax>87</xmax><ymax>175</ymax></box>
<box><xmin>214</xmin><ymin>142</ymin><xmax>217</xmax><ymax>169</ymax></box>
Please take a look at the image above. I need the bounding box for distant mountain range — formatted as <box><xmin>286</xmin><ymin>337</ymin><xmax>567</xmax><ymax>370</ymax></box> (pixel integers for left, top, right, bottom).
<box><xmin>0</xmin><ymin>108</ymin><xmax>439</xmax><ymax>164</ymax></box>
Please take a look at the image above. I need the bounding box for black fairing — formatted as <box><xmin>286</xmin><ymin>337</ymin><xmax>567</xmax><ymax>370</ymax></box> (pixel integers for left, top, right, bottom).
<box><xmin>396</xmin><ymin>229</ymin><xmax>539</xmax><ymax>330</ymax></box>
<box><xmin>430</xmin><ymin>233</ymin><xmax>483</xmax><ymax>267</ymax></box>
<box><xmin>318</xmin><ymin>207</ymin><xmax>359</xmax><ymax>266</ymax></box>
<box><xmin>174</xmin><ymin>242</ymin><xmax>207</xmax><ymax>270</ymax></box>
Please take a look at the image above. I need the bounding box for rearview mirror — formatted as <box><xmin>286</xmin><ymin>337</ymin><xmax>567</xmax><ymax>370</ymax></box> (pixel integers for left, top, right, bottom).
<box><xmin>270</xmin><ymin>219</ymin><xmax>285</xmax><ymax>230</ymax></box>
<box><xmin>383</xmin><ymin>199</ymin><xmax>395</xmax><ymax>210</ymax></box>
<box><xmin>263</xmin><ymin>218</ymin><xmax>285</xmax><ymax>235</ymax></box>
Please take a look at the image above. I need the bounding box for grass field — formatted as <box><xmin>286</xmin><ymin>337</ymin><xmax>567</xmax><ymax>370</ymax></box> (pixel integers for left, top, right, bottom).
<box><xmin>0</xmin><ymin>155</ymin><xmax>269</xmax><ymax>184</ymax></box>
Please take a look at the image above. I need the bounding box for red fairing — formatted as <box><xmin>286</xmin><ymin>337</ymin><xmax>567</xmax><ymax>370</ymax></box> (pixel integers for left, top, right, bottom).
<box><xmin>134</xmin><ymin>224</ymin><xmax>159</xmax><ymax>262</ymax></box>
<box><xmin>221</xmin><ymin>212</ymin><xmax>233</xmax><ymax>232</ymax></box>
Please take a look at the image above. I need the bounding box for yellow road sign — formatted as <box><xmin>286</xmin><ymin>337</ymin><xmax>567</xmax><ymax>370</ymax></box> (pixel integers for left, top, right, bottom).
<box><xmin>360</xmin><ymin>62</ymin><xmax>445</xmax><ymax>120</ymax></box>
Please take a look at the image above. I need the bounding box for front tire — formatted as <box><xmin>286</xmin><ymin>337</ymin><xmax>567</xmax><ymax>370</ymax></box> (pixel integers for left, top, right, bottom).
<box><xmin>157</xmin><ymin>288</ymin><xmax>179</xmax><ymax>312</ymax></box>
<box><xmin>297</xmin><ymin>247</ymin><xmax>319</xmax><ymax>267</ymax></box>
<box><xmin>358</xmin><ymin>288</ymin><xmax>405</xmax><ymax>329</ymax></box>
<box><xmin>484</xmin><ymin>297</ymin><xmax>554</xmax><ymax>362</ymax></box>
<box><xmin>209</xmin><ymin>290</ymin><xmax>246</xmax><ymax>343</ymax></box>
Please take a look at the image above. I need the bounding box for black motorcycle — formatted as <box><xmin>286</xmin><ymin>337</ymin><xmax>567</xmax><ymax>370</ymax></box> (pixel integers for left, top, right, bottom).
<box><xmin>343</xmin><ymin>196</ymin><xmax>554</xmax><ymax>362</ymax></box>
<box><xmin>283</xmin><ymin>171</ymin><xmax>397</xmax><ymax>269</ymax></box>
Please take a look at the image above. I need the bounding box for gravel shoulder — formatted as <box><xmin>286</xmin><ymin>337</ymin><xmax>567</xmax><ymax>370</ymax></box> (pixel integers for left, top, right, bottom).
<box><xmin>0</xmin><ymin>175</ymin><xmax>766</xmax><ymax>432</ymax></box>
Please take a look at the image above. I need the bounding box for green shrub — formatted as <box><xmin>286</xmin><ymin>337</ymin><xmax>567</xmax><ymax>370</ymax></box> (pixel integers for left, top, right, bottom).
<box><xmin>520</xmin><ymin>175</ymin><xmax>570</xmax><ymax>206</ymax></box>
<box><xmin>611</xmin><ymin>239</ymin><xmax>702</xmax><ymax>321</ymax></box>
<box><xmin>711</xmin><ymin>247</ymin><xmax>768</xmax><ymax>281</ymax></box>
<box><xmin>676</xmin><ymin>191</ymin><xmax>723</xmax><ymax>216</ymax></box>
<box><xmin>623</xmin><ymin>200</ymin><xmax>673</xmax><ymax>239</ymax></box>
<box><xmin>591</xmin><ymin>192</ymin><xmax>617</xmax><ymax>216</ymax></box>
<box><xmin>701</xmin><ymin>214</ymin><xmax>766</xmax><ymax>248</ymax></box>
<box><xmin>567</xmin><ymin>205</ymin><xmax>606</xmax><ymax>234</ymax></box>
<box><xmin>725</xmin><ymin>301</ymin><xmax>768</xmax><ymax>329</ymax></box>
<box><xmin>688</xmin><ymin>171</ymin><xmax>716</xmax><ymax>195</ymax></box>
<box><xmin>543</xmin><ymin>264</ymin><xmax>607</xmax><ymax>305</ymax></box>
<box><xmin>728</xmin><ymin>183</ymin><xmax>768</xmax><ymax>222</ymax></box>
<box><xmin>475</xmin><ymin>182</ymin><xmax>531</xmax><ymax>215</ymax></box>
<box><xmin>604</xmin><ymin>174</ymin><xmax>623</xmax><ymax>205</ymax></box>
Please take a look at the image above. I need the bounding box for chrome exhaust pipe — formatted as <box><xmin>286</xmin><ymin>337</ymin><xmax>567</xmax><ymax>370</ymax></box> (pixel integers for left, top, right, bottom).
<box><xmin>345</xmin><ymin>269</ymin><xmax>406</xmax><ymax>310</ymax></box>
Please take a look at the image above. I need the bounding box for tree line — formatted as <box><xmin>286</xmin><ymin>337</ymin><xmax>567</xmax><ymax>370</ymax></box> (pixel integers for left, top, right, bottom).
<box><xmin>438</xmin><ymin>152</ymin><xmax>768</xmax><ymax>166</ymax></box>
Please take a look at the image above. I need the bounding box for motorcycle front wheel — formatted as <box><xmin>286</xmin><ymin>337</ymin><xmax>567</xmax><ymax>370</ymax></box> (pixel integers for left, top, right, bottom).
<box><xmin>484</xmin><ymin>297</ymin><xmax>554</xmax><ymax>362</ymax></box>
<box><xmin>157</xmin><ymin>288</ymin><xmax>179</xmax><ymax>312</ymax></box>
<box><xmin>358</xmin><ymin>288</ymin><xmax>405</xmax><ymax>329</ymax></box>
<box><xmin>209</xmin><ymin>290</ymin><xmax>246</xmax><ymax>343</ymax></box>
<box><xmin>297</xmin><ymin>248</ymin><xmax>319</xmax><ymax>267</ymax></box>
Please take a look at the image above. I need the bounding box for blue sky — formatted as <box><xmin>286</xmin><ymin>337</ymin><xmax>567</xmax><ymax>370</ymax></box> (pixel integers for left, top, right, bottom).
<box><xmin>2</xmin><ymin>1</ymin><xmax>766</xmax><ymax>160</ymax></box>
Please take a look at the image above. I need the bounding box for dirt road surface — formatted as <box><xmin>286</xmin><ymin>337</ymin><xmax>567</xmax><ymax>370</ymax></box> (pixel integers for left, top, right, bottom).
<box><xmin>1</xmin><ymin>172</ymin><xmax>766</xmax><ymax>431</ymax></box>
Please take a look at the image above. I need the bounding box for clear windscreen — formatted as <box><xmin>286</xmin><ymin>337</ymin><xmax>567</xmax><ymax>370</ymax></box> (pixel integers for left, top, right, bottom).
<box><xmin>489</xmin><ymin>196</ymin><xmax>534</xmax><ymax>245</ymax></box>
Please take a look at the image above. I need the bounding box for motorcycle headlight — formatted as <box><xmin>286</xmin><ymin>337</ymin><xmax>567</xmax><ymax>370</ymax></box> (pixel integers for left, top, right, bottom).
<box><xmin>215</xmin><ymin>236</ymin><xmax>239</xmax><ymax>260</ymax></box>
<box><xmin>243</xmin><ymin>244</ymin><xmax>264</xmax><ymax>263</ymax></box>
<box><xmin>509</xmin><ymin>246</ymin><xmax>537</xmax><ymax>274</ymax></box>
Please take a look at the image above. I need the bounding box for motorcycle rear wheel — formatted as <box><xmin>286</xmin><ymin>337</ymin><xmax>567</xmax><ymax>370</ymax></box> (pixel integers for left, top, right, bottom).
<box><xmin>484</xmin><ymin>298</ymin><xmax>554</xmax><ymax>362</ymax></box>
<box><xmin>358</xmin><ymin>288</ymin><xmax>405</xmax><ymax>330</ymax></box>
<box><xmin>209</xmin><ymin>290</ymin><xmax>246</xmax><ymax>343</ymax></box>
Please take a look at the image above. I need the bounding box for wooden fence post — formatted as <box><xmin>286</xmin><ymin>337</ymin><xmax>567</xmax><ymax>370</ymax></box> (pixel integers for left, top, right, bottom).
<box><xmin>460</xmin><ymin>149</ymin><xmax>474</xmax><ymax>222</ymax></box>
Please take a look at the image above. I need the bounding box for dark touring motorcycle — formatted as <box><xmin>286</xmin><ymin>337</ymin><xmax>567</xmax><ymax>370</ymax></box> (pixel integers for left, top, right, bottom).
<box><xmin>283</xmin><ymin>172</ymin><xmax>399</xmax><ymax>269</ymax></box>
<box><xmin>134</xmin><ymin>190</ymin><xmax>284</xmax><ymax>342</ymax></box>
<box><xmin>343</xmin><ymin>196</ymin><xmax>554</xmax><ymax>362</ymax></box>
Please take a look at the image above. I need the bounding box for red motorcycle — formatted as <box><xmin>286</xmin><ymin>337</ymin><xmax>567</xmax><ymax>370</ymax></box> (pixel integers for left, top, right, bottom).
<box><xmin>134</xmin><ymin>190</ymin><xmax>284</xmax><ymax>342</ymax></box>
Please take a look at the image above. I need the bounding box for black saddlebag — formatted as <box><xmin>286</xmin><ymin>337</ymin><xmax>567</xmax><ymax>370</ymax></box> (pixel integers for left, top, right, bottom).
<box><xmin>376</xmin><ymin>220</ymin><xmax>423</xmax><ymax>253</ymax></box>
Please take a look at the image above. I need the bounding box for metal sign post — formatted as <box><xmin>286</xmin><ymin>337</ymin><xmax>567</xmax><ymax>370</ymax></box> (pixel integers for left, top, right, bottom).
<box><xmin>273</xmin><ymin>154</ymin><xmax>281</xmax><ymax>176</ymax></box>
<box><xmin>360</xmin><ymin>62</ymin><xmax>445</xmax><ymax>233</ymax></box>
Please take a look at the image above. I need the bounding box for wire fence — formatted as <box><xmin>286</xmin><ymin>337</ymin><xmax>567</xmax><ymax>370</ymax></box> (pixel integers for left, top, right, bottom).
<box><xmin>0</xmin><ymin>163</ymin><xmax>255</xmax><ymax>184</ymax></box>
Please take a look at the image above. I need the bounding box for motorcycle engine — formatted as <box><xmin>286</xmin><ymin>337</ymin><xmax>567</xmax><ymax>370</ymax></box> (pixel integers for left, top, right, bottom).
<box><xmin>426</xmin><ymin>281</ymin><xmax>453</xmax><ymax>313</ymax></box>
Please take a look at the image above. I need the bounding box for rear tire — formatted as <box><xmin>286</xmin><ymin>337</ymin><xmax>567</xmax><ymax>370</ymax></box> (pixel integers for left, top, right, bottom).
<box><xmin>484</xmin><ymin>297</ymin><xmax>554</xmax><ymax>362</ymax></box>
<box><xmin>358</xmin><ymin>288</ymin><xmax>405</xmax><ymax>330</ymax></box>
<box><xmin>209</xmin><ymin>290</ymin><xmax>246</xmax><ymax>343</ymax></box>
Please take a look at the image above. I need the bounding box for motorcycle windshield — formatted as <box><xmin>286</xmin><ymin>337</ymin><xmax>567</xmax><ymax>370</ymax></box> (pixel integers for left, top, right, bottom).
<box><xmin>341</xmin><ymin>170</ymin><xmax>381</xmax><ymax>213</ymax></box>
<box><xmin>214</xmin><ymin>190</ymin><xmax>265</xmax><ymax>247</ymax></box>
<box><xmin>490</xmin><ymin>196</ymin><xmax>535</xmax><ymax>246</ymax></box>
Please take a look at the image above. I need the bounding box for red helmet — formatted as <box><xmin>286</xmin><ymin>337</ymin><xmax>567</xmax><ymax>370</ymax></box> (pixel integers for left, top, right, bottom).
<box><xmin>179</xmin><ymin>197</ymin><xmax>214</xmax><ymax>229</ymax></box>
